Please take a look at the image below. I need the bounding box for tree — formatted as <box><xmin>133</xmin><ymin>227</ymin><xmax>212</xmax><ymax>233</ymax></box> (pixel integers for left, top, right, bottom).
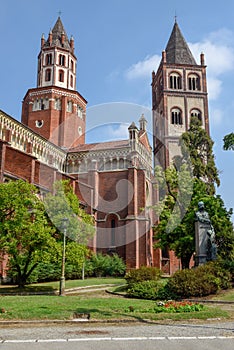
<box><xmin>154</xmin><ymin>117</ymin><xmax>233</xmax><ymax>269</ymax></box>
<box><xmin>43</xmin><ymin>180</ymin><xmax>95</xmax><ymax>244</ymax></box>
<box><xmin>0</xmin><ymin>180</ymin><xmax>56</xmax><ymax>287</ymax></box>
<box><xmin>181</xmin><ymin>116</ymin><xmax>220</xmax><ymax>194</ymax></box>
<box><xmin>154</xmin><ymin>165</ymin><xmax>205</xmax><ymax>269</ymax></box>
<box><xmin>43</xmin><ymin>180</ymin><xmax>95</xmax><ymax>279</ymax></box>
<box><xmin>223</xmin><ymin>132</ymin><xmax>234</xmax><ymax>151</ymax></box>
<box><xmin>203</xmin><ymin>195</ymin><xmax>234</xmax><ymax>261</ymax></box>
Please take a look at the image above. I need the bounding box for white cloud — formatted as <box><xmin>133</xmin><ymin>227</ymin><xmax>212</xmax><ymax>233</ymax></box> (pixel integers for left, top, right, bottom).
<box><xmin>125</xmin><ymin>54</ymin><xmax>161</xmax><ymax>80</ymax></box>
<box><xmin>210</xmin><ymin>108</ymin><xmax>223</xmax><ymax>126</ymax></box>
<box><xmin>107</xmin><ymin>123</ymin><xmax>129</xmax><ymax>139</ymax></box>
<box><xmin>206</xmin><ymin>77</ymin><xmax>222</xmax><ymax>100</ymax></box>
<box><xmin>189</xmin><ymin>29</ymin><xmax>234</xmax><ymax>100</ymax></box>
<box><xmin>125</xmin><ymin>29</ymin><xmax>234</xmax><ymax>101</ymax></box>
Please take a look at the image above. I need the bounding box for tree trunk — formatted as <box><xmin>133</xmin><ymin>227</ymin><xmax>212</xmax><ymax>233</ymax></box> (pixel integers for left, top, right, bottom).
<box><xmin>18</xmin><ymin>275</ymin><xmax>27</xmax><ymax>289</ymax></box>
<box><xmin>181</xmin><ymin>254</ymin><xmax>192</xmax><ymax>269</ymax></box>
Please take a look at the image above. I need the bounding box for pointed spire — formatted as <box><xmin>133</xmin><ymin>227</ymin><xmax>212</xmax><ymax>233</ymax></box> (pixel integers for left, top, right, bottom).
<box><xmin>45</xmin><ymin>17</ymin><xmax>71</xmax><ymax>50</ymax></box>
<box><xmin>165</xmin><ymin>22</ymin><xmax>197</xmax><ymax>65</ymax></box>
<box><xmin>139</xmin><ymin>114</ymin><xmax>147</xmax><ymax>131</ymax></box>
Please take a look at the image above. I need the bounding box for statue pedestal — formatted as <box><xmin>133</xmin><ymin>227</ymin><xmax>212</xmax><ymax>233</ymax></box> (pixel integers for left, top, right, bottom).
<box><xmin>195</xmin><ymin>221</ymin><xmax>210</xmax><ymax>266</ymax></box>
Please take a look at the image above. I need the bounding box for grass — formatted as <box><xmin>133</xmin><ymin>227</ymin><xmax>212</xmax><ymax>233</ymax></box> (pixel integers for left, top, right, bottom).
<box><xmin>0</xmin><ymin>279</ymin><xmax>233</xmax><ymax>322</ymax></box>
<box><xmin>0</xmin><ymin>290</ymin><xmax>232</xmax><ymax>322</ymax></box>
<box><xmin>0</xmin><ymin>293</ymin><xmax>230</xmax><ymax>321</ymax></box>
<box><xmin>0</xmin><ymin>277</ymin><xmax>126</xmax><ymax>294</ymax></box>
<box><xmin>211</xmin><ymin>288</ymin><xmax>234</xmax><ymax>302</ymax></box>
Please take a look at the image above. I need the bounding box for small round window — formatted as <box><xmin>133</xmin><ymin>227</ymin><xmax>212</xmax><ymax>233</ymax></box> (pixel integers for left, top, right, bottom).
<box><xmin>35</xmin><ymin>120</ymin><xmax>44</xmax><ymax>128</ymax></box>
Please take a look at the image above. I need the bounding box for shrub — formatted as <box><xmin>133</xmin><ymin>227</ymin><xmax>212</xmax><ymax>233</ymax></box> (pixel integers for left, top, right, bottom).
<box><xmin>127</xmin><ymin>280</ymin><xmax>162</xmax><ymax>300</ymax></box>
<box><xmin>166</xmin><ymin>261</ymin><xmax>232</xmax><ymax>298</ymax></box>
<box><xmin>125</xmin><ymin>266</ymin><xmax>162</xmax><ymax>287</ymax></box>
<box><xmin>219</xmin><ymin>259</ymin><xmax>234</xmax><ymax>283</ymax></box>
<box><xmin>85</xmin><ymin>253</ymin><xmax>126</xmax><ymax>277</ymax></box>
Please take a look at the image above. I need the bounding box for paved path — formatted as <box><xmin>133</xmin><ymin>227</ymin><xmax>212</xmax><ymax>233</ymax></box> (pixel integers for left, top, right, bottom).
<box><xmin>0</xmin><ymin>322</ymin><xmax>233</xmax><ymax>349</ymax></box>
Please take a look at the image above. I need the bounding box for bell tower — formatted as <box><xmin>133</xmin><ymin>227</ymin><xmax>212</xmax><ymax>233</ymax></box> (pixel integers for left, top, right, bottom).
<box><xmin>21</xmin><ymin>17</ymin><xmax>87</xmax><ymax>149</ymax></box>
<box><xmin>152</xmin><ymin>21</ymin><xmax>209</xmax><ymax>168</ymax></box>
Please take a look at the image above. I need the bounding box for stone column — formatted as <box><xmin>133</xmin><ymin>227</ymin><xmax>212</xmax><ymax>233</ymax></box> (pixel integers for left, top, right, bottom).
<box><xmin>195</xmin><ymin>221</ymin><xmax>210</xmax><ymax>266</ymax></box>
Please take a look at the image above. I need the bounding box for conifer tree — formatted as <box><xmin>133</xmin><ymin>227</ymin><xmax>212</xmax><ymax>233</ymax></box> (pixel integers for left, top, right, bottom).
<box><xmin>181</xmin><ymin>116</ymin><xmax>220</xmax><ymax>194</ymax></box>
<box><xmin>223</xmin><ymin>132</ymin><xmax>234</xmax><ymax>151</ymax></box>
<box><xmin>154</xmin><ymin>117</ymin><xmax>233</xmax><ymax>269</ymax></box>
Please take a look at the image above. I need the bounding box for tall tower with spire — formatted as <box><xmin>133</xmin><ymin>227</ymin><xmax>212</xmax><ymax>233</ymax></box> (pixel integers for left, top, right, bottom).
<box><xmin>152</xmin><ymin>21</ymin><xmax>209</xmax><ymax>168</ymax></box>
<box><xmin>21</xmin><ymin>17</ymin><xmax>87</xmax><ymax>148</ymax></box>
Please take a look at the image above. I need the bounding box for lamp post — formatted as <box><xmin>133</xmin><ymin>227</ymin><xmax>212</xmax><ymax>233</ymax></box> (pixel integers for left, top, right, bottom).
<box><xmin>59</xmin><ymin>217</ymin><xmax>68</xmax><ymax>296</ymax></box>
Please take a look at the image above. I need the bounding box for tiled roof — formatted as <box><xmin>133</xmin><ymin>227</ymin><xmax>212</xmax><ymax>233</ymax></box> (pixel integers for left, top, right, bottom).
<box><xmin>44</xmin><ymin>17</ymin><xmax>71</xmax><ymax>50</ymax></box>
<box><xmin>165</xmin><ymin>22</ymin><xmax>197</xmax><ymax>65</ymax></box>
<box><xmin>68</xmin><ymin>139</ymin><xmax>129</xmax><ymax>153</ymax></box>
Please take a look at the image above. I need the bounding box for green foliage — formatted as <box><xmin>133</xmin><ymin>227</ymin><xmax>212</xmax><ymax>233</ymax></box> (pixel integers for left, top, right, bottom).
<box><xmin>223</xmin><ymin>132</ymin><xmax>234</xmax><ymax>151</ymax></box>
<box><xmin>85</xmin><ymin>253</ymin><xmax>126</xmax><ymax>277</ymax></box>
<box><xmin>220</xmin><ymin>259</ymin><xmax>234</xmax><ymax>282</ymax></box>
<box><xmin>201</xmin><ymin>196</ymin><xmax>234</xmax><ymax>261</ymax></box>
<box><xmin>125</xmin><ymin>266</ymin><xmax>162</xmax><ymax>287</ymax></box>
<box><xmin>44</xmin><ymin>180</ymin><xmax>95</xmax><ymax>244</ymax></box>
<box><xmin>166</xmin><ymin>261</ymin><xmax>232</xmax><ymax>298</ymax></box>
<box><xmin>154</xmin><ymin>177</ymin><xmax>207</xmax><ymax>269</ymax></box>
<box><xmin>154</xmin><ymin>301</ymin><xmax>205</xmax><ymax>313</ymax></box>
<box><xmin>0</xmin><ymin>180</ymin><xmax>56</xmax><ymax>287</ymax></box>
<box><xmin>181</xmin><ymin>116</ymin><xmax>220</xmax><ymax>192</ymax></box>
<box><xmin>154</xmin><ymin>124</ymin><xmax>234</xmax><ymax>267</ymax></box>
<box><xmin>126</xmin><ymin>280</ymin><xmax>162</xmax><ymax>300</ymax></box>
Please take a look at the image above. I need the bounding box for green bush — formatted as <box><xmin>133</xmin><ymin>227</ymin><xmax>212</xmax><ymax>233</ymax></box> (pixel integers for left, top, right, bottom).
<box><xmin>125</xmin><ymin>266</ymin><xmax>162</xmax><ymax>287</ymax></box>
<box><xmin>85</xmin><ymin>253</ymin><xmax>126</xmax><ymax>277</ymax></box>
<box><xmin>127</xmin><ymin>280</ymin><xmax>162</xmax><ymax>300</ymax></box>
<box><xmin>219</xmin><ymin>259</ymin><xmax>234</xmax><ymax>283</ymax></box>
<box><xmin>166</xmin><ymin>261</ymin><xmax>232</xmax><ymax>298</ymax></box>
<box><xmin>26</xmin><ymin>262</ymin><xmax>83</xmax><ymax>284</ymax></box>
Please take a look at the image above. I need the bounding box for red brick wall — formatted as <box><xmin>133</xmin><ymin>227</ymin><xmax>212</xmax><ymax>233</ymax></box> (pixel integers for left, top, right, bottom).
<box><xmin>5</xmin><ymin>147</ymin><xmax>34</xmax><ymax>182</ymax></box>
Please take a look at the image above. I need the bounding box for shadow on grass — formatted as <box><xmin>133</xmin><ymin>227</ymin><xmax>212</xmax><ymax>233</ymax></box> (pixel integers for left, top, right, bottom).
<box><xmin>0</xmin><ymin>285</ymin><xmax>56</xmax><ymax>295</ymax></box>
<box><xmin>73</xmin><ymin>306</ymin><xmax>159</xmax><ymax>323</ymax></box>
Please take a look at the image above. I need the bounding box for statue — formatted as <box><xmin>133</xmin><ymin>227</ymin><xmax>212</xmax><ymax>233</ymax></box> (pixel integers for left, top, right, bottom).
<box><xmin>195</xmin><ymin>201</ymin><xmax>211</xmax><ymax>224</ymax></box>
<box><xmin>195</xmin><ymin>201</ymin><xmax>217</xmax><ymax>266</ymax></box>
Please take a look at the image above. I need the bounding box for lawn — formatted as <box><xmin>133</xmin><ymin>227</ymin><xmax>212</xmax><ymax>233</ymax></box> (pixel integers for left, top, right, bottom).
<box><xmin>0</xmin><ymin>290</ymin><xmax>231</xmax><ymax>322</ymax></box>
<box><xmin>0</xmin><ymin>279</ymin><xmax>233</xmax><ymax>322</ymax></box>
<box><xmin>211</xmin><ymin>288</ymin><xmax>234</xmax><ymax>302</ymax></box>
<box><xmin>0</xmin><ymin>277</ymin><xmax>126</xmax><ymax>294</ymax></box>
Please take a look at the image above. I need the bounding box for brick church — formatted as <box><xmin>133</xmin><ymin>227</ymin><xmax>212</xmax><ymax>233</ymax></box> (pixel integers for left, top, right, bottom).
<box><xmin>0</xmin><ymin>17</ymin><xmax>209</xmax><ymax>276</ymax></box>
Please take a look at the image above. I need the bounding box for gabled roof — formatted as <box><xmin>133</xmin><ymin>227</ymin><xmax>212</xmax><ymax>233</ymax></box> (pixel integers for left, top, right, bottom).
<box><xmin>165</xmin><ymin>21</ymin><xmax>197</xmax><ymax>65</ymax></box>
<box><xmin>44</xmin><ymin>17</ymin><xmax>71</xmax><ymax>50</ymax></box>
<box><xmin>68</xmin><ymin>139</ymin><xmax>130</xmax><ymax>153</ymax></box>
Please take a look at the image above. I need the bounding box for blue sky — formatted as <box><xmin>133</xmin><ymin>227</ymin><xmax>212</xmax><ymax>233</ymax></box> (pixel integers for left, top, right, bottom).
<box><xmin>0</xmin><ymin>0</ymin><xmax>233</xmax><ymax>217</ymax></box>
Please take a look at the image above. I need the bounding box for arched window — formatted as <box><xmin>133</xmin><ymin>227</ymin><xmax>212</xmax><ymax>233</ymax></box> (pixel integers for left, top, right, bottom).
<box><xmin>171</xmin><ymin>108</ymin><xmax>183</xmax><ymax>125</ymax></box>
<box><xmin>45</xmin><ymin>68</ymin><xmax>51</xmax><ymax>82</ymax></box>
<box><xmin>191</xmin><ymin>109</ymin><xmax>202</xmax><ymax>122</ymax></box>
<box><xmin>54</xmin><ymin>98</ymin><xmax>61</xmax><ymax>110</ymax></box>
<box><xmin>111</xmin><ymin>219</ymin><xmax>115</xmax><ymax>247</ymax></box>
<box><xmin>71</xmin><ymin>59</ymin><xmax>74</xmax><ymax>72</ymax></box>
<box><xmin>59</xmin><ymin>54</ymin><xmax>66</xmax><ymax>66</ymax></box>
<box><xmin>188</xmin><ymin>74</ymin><xmax>201</xmax><ymax>91</ymax></box>
<box><xmin>59</xmin><ymin>69</ymin><xmax>64</xmax><ymax>82</ymax></box>
<box><xmin>46</xmin><ymin>53</ymin><xmax>52</xmax><ymax>65</ymax></box>
<box><xmin>169</xmin><ymin>72</ymin><xmax>182</xmax><ymax>89</ymax></box>
<box><xmin>77</xmin><ymin>107</ymin><xmax>83</xmax><ymax>119</ymax></box>
<box><xmin>70</xmin><ymin>75</ymin><xmax>73</xmax><ymax>87</ymax></box>
<box><xmin>78</xmin><ymin>126</ymin><xmax>82</xmax><ymax>136</ymax></box>
<box><xmin>67</xmin><ymin>101</ymin><xmax>73</xmax><ymax>112</ymax></box>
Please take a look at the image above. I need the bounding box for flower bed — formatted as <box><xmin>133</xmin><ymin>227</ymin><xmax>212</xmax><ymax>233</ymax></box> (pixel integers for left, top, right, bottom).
<box><xmin>125</xmin><ymin>301</ymin><xmax>205</xmax><ymax>314</ymax></box>
<box><xmin>154</xmin><ymin>301</ymin><xmax>204</xmax><ymax>313</ymax></box>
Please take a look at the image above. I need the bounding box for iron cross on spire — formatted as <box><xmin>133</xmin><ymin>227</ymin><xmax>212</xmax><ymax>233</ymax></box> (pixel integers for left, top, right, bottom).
<box><xmin>58</xmin><ymin>10</ymin><xmax>62</xmax><ymax>17</ymax></box>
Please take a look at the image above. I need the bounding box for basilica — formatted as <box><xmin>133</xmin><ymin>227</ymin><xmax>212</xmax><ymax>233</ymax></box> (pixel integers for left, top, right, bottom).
<box><xmin>0</xmin><ymin>17</ymin><xmax>209</xmax><ymax>277</ymax></box>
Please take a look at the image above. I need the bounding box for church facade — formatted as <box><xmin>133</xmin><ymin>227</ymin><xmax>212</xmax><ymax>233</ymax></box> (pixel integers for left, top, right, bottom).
<box><xmin>0</xmin><ymin>18</ymin><xmax>209</xmax><ymax>278</ymax></box>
